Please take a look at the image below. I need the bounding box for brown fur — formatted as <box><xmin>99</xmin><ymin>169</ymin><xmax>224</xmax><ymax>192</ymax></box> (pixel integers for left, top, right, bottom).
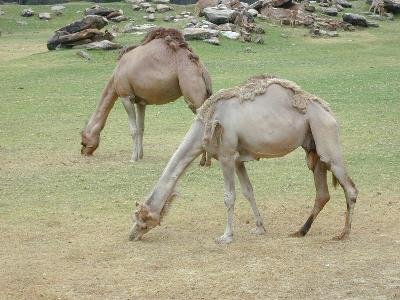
<box><xmin>118</xmin><ymin>28</ymin><xmax>196</xmax><ymax>60</ymax></box>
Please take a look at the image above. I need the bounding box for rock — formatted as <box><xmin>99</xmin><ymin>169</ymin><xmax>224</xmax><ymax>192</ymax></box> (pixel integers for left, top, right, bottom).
<box><xmin>183</xmin><ymin>27</ymin><xmax>219</xmax><ymax>40</ymax></box>
<box><xmin>0</xmin><ymin>9</ymin><xmax>4</xmax><ymax>16</ymax></box>
<box><xmin>221</xmin><ymin>30</ymin><xmax>240</xmax><ymax>39</ymax></box>
<box><xmin>76</xmin><ymin>49</ymin><xmax>91</xmax><ymax>60</ymax></box>
<box><xmin>47</xmin><ymin>28</ymin><xmax>114</xmax><ymax>50</ymax></box>
<box><xmin>38</xmin><ymin>12</ymin><xmax>51</xmax><ymax>20</ymax></box>
<box><xmin>84</xmin><ymin>6</ymin><xmax>119</xmax><ymax>18</ymax></box>
<box><xmin>304</xmin><ymin>3</ymin><xmax>316</xmax><ymax>12</ymax></box>
<box><xmin>131</xmin><ymin>4</ymin><xmax>141</xmax><ymax>11</ymax></box>
<box><xmin>51</xmin><ymin>5</ymin><xmax>65</xmax><ymax>16</ymax></box>
<box><xmin>125</xmin><ymin>0</ymin><xmax>144</xmax><ymax>4</ymax></box>
<box><xmin>336</xmin><ymin>0</ymin><xmax>352</xmax><ymax>7</ymax></box>
<box><xmin>204</xmin><ymin>36</ymin><xmax>220</xmax><ymax>45</ymax></box>
<box><xmin>367</xmin><ymin>21</ymin><xmax>379</xmax><ymax>27</ymax></box>
<box><xmin>21</xmin><ymin>8</ymin><xmax>34</xmax><ymax>17</ymax></box>
<box><xmin>73</xmin><ymin>40</ymin><xmax>122</xmax><ymax>50</ymax></box>
<box><xmin>273</xmin><ymin>0</ymin><xmax>293</xmax><ymax>8</ymax></box>
<box><xmin>56</xmin><ymin>15</ymin><xmax>108</xmax><ymax>34</ymax></box>
<box><xmin>140</xmin><ymin>2</ymin><xmax>152</xmax><ymax>8</ymax></box>
<box><xmin>145</xmin><ymin>7</ymin><xmax>155</xmax><ymax>13</ymax></box>
<box><xmin>153</xmin><ymin>0</ymin><xmax>170</xmax><ymax>3</ymax></box>
<box><xmin>322</xmin><ymin>7</ymin><xmax>338</xmax><ymax>16</ymax></box>
<box><xmin>343</xmin><ymin>13</ymin><xmax>369</xmax><ymax>26</ymax></box>
<box><xmin>111</xmin><ymin>15</ymin><xmax>128</xmax><ymax>22</ymax></box>
<box><xmin>156</xmin><ymin>4</ymin><xmax>172</xmax><ymax>12</ymax></box>
<box><xmin>163</xmin><ymin>15</ymin><xmax>175</xmax><ymax>22</ymax></box>
<box><xmin>147</xmin><ymin>13</ymin><xmax>156</xmax><ymax>21</ymax></box>
<box><xmin>327</xmin><ymin>31</ymin><xmax>339</xmax><ymax>37</ymax></box>
<box><xmin>218</xmin><ymin>23</ymin><xmax>233</xmax><ymax>31</ymax></box>
<box><xmin>383</xmin><ymin>0</ymin><xmax>400</xmax><ymax>14</ymax></box>
<box><xmin>203</xmin><ymin>7</ymin><xmax>237</xmax><ymax>24</ymax></box>
<box><xmin>247</xmin><ymin>8</ymin><xmax>259</xmax><ymax>16</ymax></box>
<box><xmin>385</xmin><ymin>12</ymin><xmax>394</xmax><ymax>19</ymax></box>
<box><xmin>122</xmin><ymin>23</ymin><xmax>156</xmax><ymax>33</ymax></box>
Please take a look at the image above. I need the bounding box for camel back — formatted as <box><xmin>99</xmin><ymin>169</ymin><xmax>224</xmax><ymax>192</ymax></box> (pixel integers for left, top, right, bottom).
<box><xmin>118</xmin><ymin>27</ymin><xmax>212</xmax><ymax>98</ymax></box>
<box><xmin>197</xmin><ymin>74</ymin><xmax>330</xmax><ymax>132</ymax></box>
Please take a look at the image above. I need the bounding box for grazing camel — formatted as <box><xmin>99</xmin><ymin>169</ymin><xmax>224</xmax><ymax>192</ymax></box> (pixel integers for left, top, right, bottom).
<box><xmin>80</xmin><ymin>27</ymin><xmax>212</xmax><ymax>162</ymax></box>
<box><xmin>129</xmin><ymin>75</ymin><xmax>358</xmax><ymax>244</ymax></box>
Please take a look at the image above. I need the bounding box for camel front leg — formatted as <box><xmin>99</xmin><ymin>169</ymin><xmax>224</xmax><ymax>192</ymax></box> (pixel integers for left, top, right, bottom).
<box><xmin>135</xmin><ymin>103</ymin><xmax>146</xmax><ymax>160</ymax></box>
<box><xmin>121</xmin><ymin>97</ymin><xmax>139</xmax><ymax>162</ymax></box>
<box><xmin>236</xmin><ymin>161</ymin><xmax>266</xmax><ymax>235</ymax></box>
<box><xmin>215</xmin><ymin>155</ymin><xmax>236</xmax><ymax>244</ymax></box>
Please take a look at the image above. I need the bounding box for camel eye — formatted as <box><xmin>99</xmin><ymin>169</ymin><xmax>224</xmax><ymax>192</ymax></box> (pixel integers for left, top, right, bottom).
<box><xmin>81</xmin><ymin>142</ymin><xmax>86</xmax><ymax>146</ymax></box>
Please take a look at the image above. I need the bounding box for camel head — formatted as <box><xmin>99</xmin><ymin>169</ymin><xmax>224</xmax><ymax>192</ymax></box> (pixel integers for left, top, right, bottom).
<box><xmin>80</xmin><ymin>130</ymin><xmax>99</xmax><ymax>156</ymax></box>
<box><xmin>129</xmin><ymin>202</ymin><xmax>160</xmax><ymax>241</ymax></box>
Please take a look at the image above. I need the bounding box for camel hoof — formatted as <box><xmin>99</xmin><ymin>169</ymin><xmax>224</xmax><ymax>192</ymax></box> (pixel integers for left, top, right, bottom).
<box><xmin>333</xmin><ymin>232</ymin><xmax>349</xmax><ymax>241</ymax></box>
<box><xmin>250</xmin><ymin>226</ymin><xmax>266</xmax><ymax>235</ymax></box>
<box><xmin>289</xmin><ymin>231</ymin><xmax>305</xmax><ymax>238</ymax></box>
<box><xmin>215</xmin><ymin>235</ymin><xmax>233</xmax><ymax>244</ymax></box>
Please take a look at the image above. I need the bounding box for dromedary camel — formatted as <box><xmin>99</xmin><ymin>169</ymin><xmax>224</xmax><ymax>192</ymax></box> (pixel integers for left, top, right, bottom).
<box><xmin>80</xmin><ymin>28</ymin><xmax>212</xmax><ymax>161</ymax></box>
<box><xmin>129</xmin><ymin>74</ymin><xmax>358</xmax><ymax>244</ymax></box>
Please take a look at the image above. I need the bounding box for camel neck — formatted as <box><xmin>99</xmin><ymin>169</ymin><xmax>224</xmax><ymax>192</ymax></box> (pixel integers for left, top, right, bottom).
<box><xmin>146</xmin><ymin>120</ymin><xmax>204</xmax><ymax>213</ymax></box>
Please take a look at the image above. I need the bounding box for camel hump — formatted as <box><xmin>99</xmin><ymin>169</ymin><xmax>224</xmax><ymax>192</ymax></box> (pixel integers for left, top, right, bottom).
<box><xmin>118</xmin><ymin>27</ymin><xmax>192</xmax><ymax>60</ymax></box>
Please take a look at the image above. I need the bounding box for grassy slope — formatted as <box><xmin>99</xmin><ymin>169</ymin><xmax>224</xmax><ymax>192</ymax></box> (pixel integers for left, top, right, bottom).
<box><xmin>0</xmin><ymin>2</ymin><xmax>399</xmax><ymax>298</ymax></box>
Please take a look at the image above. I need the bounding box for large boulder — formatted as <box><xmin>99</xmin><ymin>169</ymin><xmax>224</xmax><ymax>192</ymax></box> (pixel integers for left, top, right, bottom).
<box><xmin>183</xmin><ymin>27</ymin><xmax>219</xmax><ymax>40</ymax></box>
<box><xmin>47</xmin><ymin>28</ymin><xmax>114</xmax><ymax>50</ymax></box>
<box><xmin>383</xmin><ymin>0</ymin><xmax>400</xmax><ymax>14</ymax></box>
<box><xmin>203</xmin><ymin>6</ymin><xmax>238</xmax><ymax>24</ymax></box>
<box><xmin>55</xmin><ymin>15</ymin><xmax>108</xmax><ymax>34</ymax></box>
<box><xmin>342</xmin><ymin>13</ymin><xmax>368</xmax><ymax>26</ymax></box>
<box><xmin>156</xmin><ymin>4</ymin><xmax>172</xmax><ymax>12</ymax></box>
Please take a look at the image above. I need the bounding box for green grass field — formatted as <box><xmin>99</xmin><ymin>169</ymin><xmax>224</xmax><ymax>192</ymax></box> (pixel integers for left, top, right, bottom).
<box><xmin>1</xmin><ymin>2</ymin><xmax>399</xmax><ymax>299</ymax></box>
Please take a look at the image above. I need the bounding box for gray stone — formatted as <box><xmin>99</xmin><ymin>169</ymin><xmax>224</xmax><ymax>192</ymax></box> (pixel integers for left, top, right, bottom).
<box><xmin>123</xmin><ymin>23</ymin><xmax>156</xmax><ymax>33</ymax></box>
<box><xmin>204</xmin><ymin>36</ymin><xmax>220</xmax><ymax>45</ymax></box>
<box><xmin>336</xmin><ymin>0</ymin><xmax>352</xmax><ymax>7</ymax></box>
<box><xmin>218</xmin><ymin>23</ymin><xmax>233</xmax><ymax>31</ymax></box>
<box><xmin>343</xmin><ymin>13</ymin><xmax>369</xmax><ymax>26</ymax></box>
<box><xmin>163</xmin><ymin>15</ymin><xmax>175</xmax><ymax>22</ymax></box>
<box><xmin>76</xmin><ymin>49</ymin><xmax>91</xmax><ymax>60</ymax></box>
<box><xmin>322</xmin><ymin>7</ymin><xmax>338</xmax><ymax>16</ymax></box>
<box><xmin>335</xmin><ymin>4</ymin><xmax>344</xmax><ymax>11</ymax></box>
<box><xmin>147</xmin><ymin>13</ymin><xmax>156</xmax><ymax>21</ymax></box>
<box><xmin>131</xmin><ymin>5</ymin><xmax>141</xmax><ymax>11</ymax></box>
<box><xmin>304</xmin><ymin>3</ymin><xmax>316</xmax><ymax>12</ymax></box>
<box><xmin>140</xmin><ymin>2</ymin><xmax>152</xmax><ymax>8</ymax></box>
<box><xmin>38</xmin><ymin>12</ymin><xmax>51</xmax><ymax>20</ymax></box>
<box><xmin>327</xmin><ymin>31</ymin><xmax>339</xmax><ymax>37</ymax></box>
<box><xmin>0</xmin><ymin>9</ymin><xmax>4</xmax><ymax>16</ymax></box>
<box><xmin>183</xmin><ymin>27</ymin><xmax>219</xmax><ymax>40</ymax></box>
<box><xmin>125</xmin><ymin>0</ymin><xmax>144</xmax><ymax>4</ymax></box>
<box><xmin>21</xmin><ymin>8</ymin><xmax>34</xmax><ymax>17</ymax></box>
<box><xmin>111</xmin><ymin>15</ymin><xmax>128</xmax><ymax>22</ymax></box>
<box><xmin>51</xmin><ymin>5</ymin><xmax>65</xmax><ymax>16</ymax></box>
<box><xmin>203</xmin><ymin>7</ymin><xmax>237</xmax><ymax>24</ymax></box>
<box><xmin>73</xmin><ymin>40</ymin><xmax>122</xmax><ymax>50</ymax></box>
<box><xmin>221</xmin><ymin>30</ymin><xmax>240</xmax><ymax>39</ymax></box>
<box><xmin>153</xmin><ymin>0</ymin><xmax>170</xmax><ymax>3</ymax></box>
<box><xmin>156</xmin><ymin>4</ymin><xmax>172</xmax><ymax>12</ymax></box>
<box><xmin>247</xmin><ymin>8</ymin><xmax>258</xmax><ymax>16</ymax></box>
<box><xmin>146</xmin><ymin>7</ymin><xmax>156</xmax><ymax>13</ymax></box>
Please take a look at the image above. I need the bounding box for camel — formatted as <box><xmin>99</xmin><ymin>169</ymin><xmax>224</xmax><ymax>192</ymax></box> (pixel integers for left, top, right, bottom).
<box><xmin>80</xmin><ymin>27</ymin><xmax>212</xmax><ymax>162</ymax></box>
<box><xmin>369</xmin><ymin>0</ymin><xmax>385</xmax><ymax>16</ymax></box>
<box><xmin>129</xmin><ymin>74</ymin><xmax>358</xmax><ymax>244</ymax></box>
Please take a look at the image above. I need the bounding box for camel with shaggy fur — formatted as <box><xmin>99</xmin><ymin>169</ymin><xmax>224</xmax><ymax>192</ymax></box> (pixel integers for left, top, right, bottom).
<box><xmin>81</xmin><ymin>27</ymin><xmax>212</xmax><ymax>161</ymax></box>
<box><xmin>129</xmin><ymin>75</ymin><xmax>358</xmax><ymax>243</ymax></box>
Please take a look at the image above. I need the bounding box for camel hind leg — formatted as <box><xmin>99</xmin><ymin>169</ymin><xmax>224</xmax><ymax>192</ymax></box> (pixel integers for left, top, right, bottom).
<box><xmin>307</xmin><ymin>102</ymin><xmax>358</xmax><ymax>239</ymax></box>
<box><xmin>291</xmin><ymin>153</ymin><xmax>330</xmax><ymax>237</ymax></box>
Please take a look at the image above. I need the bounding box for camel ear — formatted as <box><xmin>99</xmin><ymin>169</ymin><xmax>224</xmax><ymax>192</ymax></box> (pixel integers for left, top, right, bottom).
<box><xmin>210</xmin><ymin>121</ymin><xmax>223</xmax><ymax>147</ymax></box>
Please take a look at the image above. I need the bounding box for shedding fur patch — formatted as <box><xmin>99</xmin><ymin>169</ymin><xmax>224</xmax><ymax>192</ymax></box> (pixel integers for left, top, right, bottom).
<box><xmin>197</xmin><ymin>74</ymin><xmax>330</xmax><ymax>137</ymax></box>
